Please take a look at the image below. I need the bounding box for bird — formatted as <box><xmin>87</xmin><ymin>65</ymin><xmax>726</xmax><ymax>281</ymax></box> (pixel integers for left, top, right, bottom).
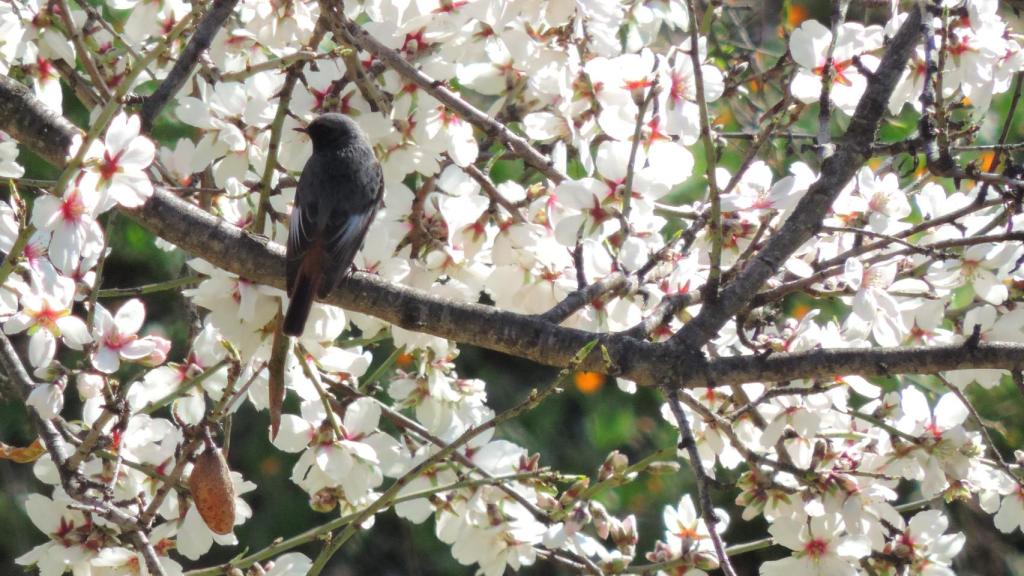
<box><xmin>282</xmin><ymin>113</ymin><xmax>384</xmax><ymax>337</ymax></box>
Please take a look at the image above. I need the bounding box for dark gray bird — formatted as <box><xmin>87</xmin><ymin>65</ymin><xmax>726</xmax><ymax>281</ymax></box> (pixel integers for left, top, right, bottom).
<box><xmin>283</xmin><ymin>113</ymin><xmax>384</xmax><ymax>337</ymax></box>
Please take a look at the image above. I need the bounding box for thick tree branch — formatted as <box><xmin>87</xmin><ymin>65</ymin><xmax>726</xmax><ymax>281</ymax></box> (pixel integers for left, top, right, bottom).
<box><xmin>140</xmin><ymin>0</ymin><xmax>240</xmax><ymax>131</ymax></box>
<box><xmin>669</xmin><ymin>8</ymin><xmax>922</xmax><ymax>349</ymax></box>
<box><xmin>4</xmin><ymin>30</ymin><xmax>1024</xmax><ymax>392</ymax></box>
<box><xmin>708</xmin><ymin>342</ymin><xmax>1024</xmax><ymax>385</ymax></box>
<box><xmin>0</xmin><ymin>75</ymin><xmax>80</xmax><ymax>163</ymax></box>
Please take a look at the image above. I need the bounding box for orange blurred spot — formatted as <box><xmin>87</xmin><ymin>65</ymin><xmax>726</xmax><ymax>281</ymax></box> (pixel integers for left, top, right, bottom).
<box><xmin>574</xmin><ymin>371</ymin><xmax>605</xmax><ymax>394</ymax></box>
<box><xmin>868</xmin><ymin>158</ymin><xmax>882</xmax><ymax>170</ymax></box>
<box><xmin>260</xmin><ymin>456</ymin><xmax>282</xmax><ymax>476</ymax></box>
<box><xmin>981</xmin><ymin>150</ymin><xmax>998</xmax><ymax>171</ymax></box>
<box><xmin>791</xmin><ymin>302</ymin><xmax>812</xmax><ymax>320</ymax></box>
<box><xmin>646</xmin><ymin>475</ymin><xmax>664</xmax><ymax>493</ymax></box>
<box><xmin>787</xmin><ymin>4</ymin><xmax>810</xmax><ymax>28</ymax></box>
<box><xmin>714</xmin><ymin>108</ymin><xmax>734</xmax><ymax>127</ymax></box>
<box><xmin>396</xmin><ymin>352</ymin><xmax>414</xmax><ymax>368</ymax></box>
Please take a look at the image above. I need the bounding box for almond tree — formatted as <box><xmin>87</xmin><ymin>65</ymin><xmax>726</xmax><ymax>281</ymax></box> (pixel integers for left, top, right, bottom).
<box><xmin>1</xmin><ymin>1</ymin><xmax>1024</xmax><ymax>575</ymax></box>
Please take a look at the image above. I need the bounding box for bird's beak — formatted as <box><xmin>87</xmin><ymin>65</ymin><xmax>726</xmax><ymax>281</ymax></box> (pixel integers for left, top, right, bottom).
<box><xmin>293</xmin><ymin>126</ymin><xmax>308</xmax><ymax>134</ymax></box>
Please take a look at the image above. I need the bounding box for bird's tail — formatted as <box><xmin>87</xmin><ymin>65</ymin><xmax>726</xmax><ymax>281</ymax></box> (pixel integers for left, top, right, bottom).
<box><xmin>283</xmin><ymin>269</ymin><xmax>317</xmax><ymax>337</ymax></box>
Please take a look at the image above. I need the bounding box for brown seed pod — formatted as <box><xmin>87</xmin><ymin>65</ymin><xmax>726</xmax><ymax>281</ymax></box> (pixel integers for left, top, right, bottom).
<box><xmin>188</xmin><ymin>447</ymin><xmax>236</xmax><ymax>535</ymax></box>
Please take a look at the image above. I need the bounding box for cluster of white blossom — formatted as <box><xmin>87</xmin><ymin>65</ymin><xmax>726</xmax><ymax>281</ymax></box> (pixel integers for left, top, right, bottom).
<box><xmin>2</xmin><ymin>0</ymin><xmax>1024</xmax><ymax>574</ymax></box>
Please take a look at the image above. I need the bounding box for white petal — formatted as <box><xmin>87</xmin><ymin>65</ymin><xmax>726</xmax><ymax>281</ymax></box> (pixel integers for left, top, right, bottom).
<box><xmin>92</xmin><ymin>345</ymin><xmax>121</xmax><ymax>374</ymax></box>
<box><xmin>272</xmin><ymin>415</ymin><xmax>314</xmax><ymax>452</ymax></box>
<box><xmin>120</xmin><ymin>338</ymin><xmax>157</xmax><ymax>360</ymax></box>
<box><xmin>56</xmin><ymin>316</ymin><xmax>91</xmax><ymax>349</ymax></box>
<box><xmin>118</xmin><ymin>137</ymin><xmax>156</xmax><ymax>169</ymax></box>
<box><xmin>28</xmin><ymin>330</ymin><xmax>56</xmax><ymax>368</ymax></box>
<box><xmin>933</xmin><ymin>393</ymin><xmax>969</xmax><ymax>430</ymax></box>
<box><xmin>114</xmin><ymin>298</ymin><xmax>146</xmax><ymax>335</ymax></box>
<box><xmin>343</xmin><ymin>397</ymin><xmax>382</xmax><ymax>436</ymax></box>
<box><xmin>105</xmin><ymin>113</ymin><xmax>137</xmax><ymax>153</ymax></box>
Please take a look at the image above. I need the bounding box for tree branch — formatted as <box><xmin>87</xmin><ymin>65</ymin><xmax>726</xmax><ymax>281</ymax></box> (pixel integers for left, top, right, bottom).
<box><xmin>140</xmin><ymin>0</ymin><xmax>240</xmax><ymax>131</ymax></box>
<box><xmin>537</xmin><ymin>273</ymin><xmax>631</xmax><ymax>325</ymax></box>
<box><xmin>662</xmin><ymin>385</ymin><xmax>738</xmax><ymax>576</ymax></box>
<box><xmin>4</xmin><ymin>21</ymin><xmax>1023</xmax><ymax>392</ymax></box>
<box><xmin>0</xmin><ymin>333</ymin><xmax>168</xmax><ymax>576</ymax></box>
<box><xmin>318</xmin><ymin>3</ymin><xmax>566</xmax><ymax>184</ymax></box>
<box><xmin>0</xmin><ymin>75</ymin><xmax>80</xmax><ymax>163</ymax></box>
<box><xmin>669</xmin><ymin>8</ymin><xmax>922</xmax><ymax>349</ymax></box>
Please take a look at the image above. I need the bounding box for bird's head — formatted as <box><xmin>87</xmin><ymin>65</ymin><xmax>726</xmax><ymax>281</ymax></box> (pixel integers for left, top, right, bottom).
<box><xmin>296</xmin><ymin>113</ymin><xmax>368</xmax><ymax>153</ymax></box>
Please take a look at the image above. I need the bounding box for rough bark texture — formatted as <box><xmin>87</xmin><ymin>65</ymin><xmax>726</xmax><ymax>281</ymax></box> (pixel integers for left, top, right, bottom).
<box><xmin>0</xmin><ymin>75</ymin><xmax>81</xmax><ymax>164</ymax></box>
<box><xmin>139</xmin><ymin>0</ymin><xmax>240</xmax><ymax>131</ymax></box>
<box><xmin>671</xmin><ymin>8</ymin><xmax>923</xmax><ymax>349</ymax></box>
<box><xmin>2</xmin><ymin>5</ymin><xmax>1022</xmax><ymax>390</ymax></box>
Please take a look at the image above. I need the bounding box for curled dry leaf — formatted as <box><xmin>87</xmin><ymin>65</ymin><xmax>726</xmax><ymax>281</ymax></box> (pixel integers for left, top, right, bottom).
<box><xmin>188</xmin><ymin>446</ymin><xmax>236</xmax><ymax>535</ymax></box>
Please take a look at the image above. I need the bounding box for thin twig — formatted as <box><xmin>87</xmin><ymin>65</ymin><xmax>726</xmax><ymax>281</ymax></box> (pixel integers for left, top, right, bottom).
<box><xmin>817</xmin><ymin>0</ymin><xmax>851</xmax><ymax>160</ymax></box>
<box><xmin>936</xmin><ymin>374</ymin><xmax>1023</xmax><ymax>486</ymax></box>
<box><xmin>96</xmin><ymin>275</ymin><xmax>204</xmax><ymax>298</ymax></box>
<box><xmin>537</xmin><ymin>273</ymin><xmax>631</xmax><ymax>325</ymax></box>
<box><xmin>319</xmin><ymin>4</ymin><xmax>566</xmax><ymax>184</ymax></box>
<box><xmin>220</xmin><ymin>51</ymin><xmax>330</xmax><ymax>82</ymax></box>
<box><xmin>253</xmin><ymin>66</ymin><xmax>302</xmax><ymax>232</ymax></box>
<box><xmin>661</xmin><ymin>385</ymin><xmax>739</xmax><ymax>576</ymax></box>
<box><xmin>57</xmin><ymin>0</ymin><xmax>111</xmax><ymax>101</ymax></box>
<box><xmin>296</xmin><ymin>344</ymin><xmax>345</xmax><ymax>440</ymax></box>
<box><xmin>462</xmin><ymin>163</ymin><xmax>525</xmax><ymax>223</ymax></box>
<box><xmin>684</xmin><ymin>0</ymin><xmax>723</xmax><ymax>305</ymax></box>
<box><xmin>621</xmin><ymin>76</ymin><xmax>658</xmax><ymax>223</ymax></box>
<box><xmin>308</xmin><ymin>340</ymin><xmax>603</xmax><ymax>576</ymax></box>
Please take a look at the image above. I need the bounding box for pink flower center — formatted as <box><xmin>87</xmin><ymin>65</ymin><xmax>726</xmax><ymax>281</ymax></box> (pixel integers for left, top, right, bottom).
<box><xmin>588</xmin><ymin>198</ymin><xmax>610</xmax><ymax>223</ymax></box>
<box><xmin>961</xmin><ymin>259</ymin><xmax>979</xmax><ymax>279</ymax></box>
<box><xmin>433</xmin><ymin>0</ymin><xmax>467</xmax><ymax>13</ymax></box>
<box><xmin>814</xmin><ymin>60</ymin><xmax>854</xmax><ymax>87</ymax></box>
<box><xmin>669</xmin><ymin>71</ymin><xmax>690</xmax><ymax>103</ymax></box>
<box><xmin>645</xmin><ymin>116</ymin><xmax>670</xmax><ymax>143</ymax></box>
<box><xmin>868</xmin><ymin>191</ymin><xmax>889</xmax><ymax>212</ymax></box>
<box><xmin>623</xmin><ymin>78</ymin><xmax>654</xmax><ymax>91</ymax></box>
<box><xmin>925</xmin><ymin>421</ymin><xmax>944</xmax><ymax>439</ymax></box>
<box><xmin>33</xmin><ymin>304</ymin><xmax>63</xmax><ymax>332</ymax></box>
<box><xmin>60</xmin><ymin>190</ymin><xmax>85</xmax><ymax>222</ymax></box>
<box><xmin>403</xmin><ymin>29</ymin><xmax>427</xmax><ymax>54</ymax></box>
<box><xmin>104</xmin><ymin>331</ymin><xmax>135</xmax><ymax>351</ymax></box>
<box><xmin>897</xmin><ymin>531</ymin><xmax>917</xmax><ymax>554</ymax></box>
<box><xmin>804</xmin><ymin>538</ymin><xmax>829</xmax><ymax>559</ymax></box>
<box><xmin>99</xmin><ymin>149</ymin><xmax>123</xmax><ymax>182</ymax></box>
<box><xmin>36</xmin><ymin>56</ymin><xmax>53</xmax><ymax>81</ymax></box>
<box><xmin>676</xmin><ymin>526</ymin><xmax>700</xmax><ymax>540</ymax></box>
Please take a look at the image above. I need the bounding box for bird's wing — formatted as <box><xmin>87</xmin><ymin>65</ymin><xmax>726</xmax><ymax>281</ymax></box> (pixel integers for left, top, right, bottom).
<box><xmin>286</xmin><ymin>165</ymin><xmax>321</xmax><ymax>295</ymax></box>
<box><xmin>318</xmin><ymin>160</ymin><xmax>384</xmax><ymax>297</ymax></box>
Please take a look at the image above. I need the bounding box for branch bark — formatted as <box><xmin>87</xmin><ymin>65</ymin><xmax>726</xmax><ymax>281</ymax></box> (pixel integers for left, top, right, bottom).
<box><xmin>669</xmin><ymin>8</ymin><xmax>923</xmax><ymax>349</ymax></box>
<box><xmin>0</xmin><ymin>333</ymin><xmax>168</xmax><ymax>576</ymax></box>
<box><xmin>4</xmin><ymin>16</ymin><xmax>1023</xmax><ymax>392</ymax></box>
<box><xmin>140</xmin><ymin>0</ymin><xmax>240</xmax><ymax>131</ymax></box>
<box><xmin>318</xmin><ymin>3</ymin><xmax>566</xmax><ymax>184</ymax></box>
